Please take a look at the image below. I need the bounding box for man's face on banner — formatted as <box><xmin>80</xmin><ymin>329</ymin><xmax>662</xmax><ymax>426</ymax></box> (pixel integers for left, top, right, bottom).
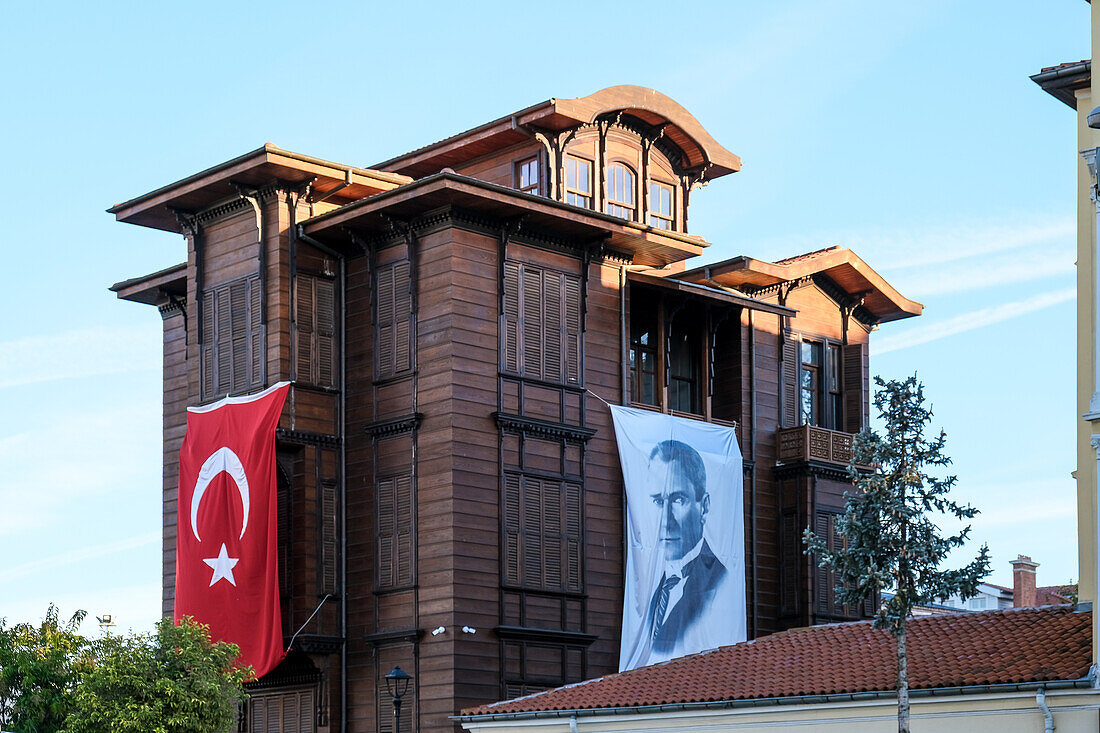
<box><xmin>650</xmin><ymin>457</ymin><xmax>709</xmax><ymax>562</ymax></box>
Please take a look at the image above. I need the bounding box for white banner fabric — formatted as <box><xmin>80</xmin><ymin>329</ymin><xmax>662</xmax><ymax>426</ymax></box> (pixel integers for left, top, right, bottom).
<box><xmin>611</xmin><ymin>405</ymin><xmax>746</xmax><ymax>671</ymax></box>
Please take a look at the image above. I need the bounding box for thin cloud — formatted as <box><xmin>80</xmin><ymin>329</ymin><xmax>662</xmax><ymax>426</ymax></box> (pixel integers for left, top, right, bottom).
<box><xmin>0</xmin><ymin>326</ymin><xmax>158</xmax><ymax>389</ymax></box>
<box><xmin>872</xmin><ymin>287</ymin><xmax>1075</xmax><ymax>355</ymax></box>
<box><xmin>892</xmin><ymin>251</ymin><xmax>1074</xmax><ymax>298</ymax></box>
<box><xmin>0</xmin><ymin>532</ymin><xmax>159</xmax><ymax>585</ymax></box>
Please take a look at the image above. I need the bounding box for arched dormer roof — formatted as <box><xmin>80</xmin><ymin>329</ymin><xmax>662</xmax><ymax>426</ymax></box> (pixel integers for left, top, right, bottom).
<box><xmin>551</xmin><ymin>85</ymin><xmax>740</xmax><ymax>176</ymax></box>
<box><xmin>373</xmin><ymin>85</ymin><xmax>741</xmax><ymax>180</ymax></box>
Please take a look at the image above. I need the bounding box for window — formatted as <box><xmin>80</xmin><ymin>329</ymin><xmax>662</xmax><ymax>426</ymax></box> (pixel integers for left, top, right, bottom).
<box><xmin>827</xmin><ymin>343</ymin><xmax>842</xmax><ymax>429</ymax></box>
<box><xmin>200</xmin><ymin>274</ymin><xmax>263</xmax><ymax>400</ymax></box>
<box><xmin>629</xmin><ymin>298</ymin><xmax>659</xmax><ymax>406</ymax></box>
<box><xmin>800</xmin><ymin>341</ymin><xmax>822</xmax><ymax>426</ymax></box>
<box><xmin>515</xmin><ymin>156</ymin><xmax>540</xmax><ymax>195</ymax></box>
<box><xmin>377</xmin><ymin>473</ymin><xmax>414</xmax><ymax>589</ymax></box>
<box><xmin>376</xmin><ymin>261</ymin><xmax>413</xmax><ymax>378</ymax></box>
<box><xmin>295</xmin><ymin>273</ymin><xmax>335</xmax><ymax>387</ymax></box>
<box><xmin>605</xmin><ymin>163</ymin><xmax>636</xmax><ymax>220</ymax></box>
<box><xmin>564</xmin><ymin>156</ymin><xmax>592</xmax><ymax>209</ymax></box>
<box><xmin>648</xmin><ymin>181</ymin><xmax>674</xmax><ymax>229</ymax></box>
<box><xmin>247</xmin><ymin>687</ymin><xmax>316</xmax><ymax>733</ymax></box>
<box><xmin>668</xmin><ymin>315</ymin><xmax>701</xmax><ymax>414</ymax></box>
<box><xmin>502</xmin><ymin>262</ymin><xmax>583</xmax><ymax>384</ymax></box>
<box><xmin>502</xmin><ymin>474</ymin><xmax>582</xmax><ymax>591</ymax></box>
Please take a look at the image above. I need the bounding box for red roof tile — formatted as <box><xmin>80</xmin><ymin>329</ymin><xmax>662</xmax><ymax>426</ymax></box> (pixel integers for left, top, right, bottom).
<box><xmin>1036</xmin><ymin>585</ymin><xmax>1076</xmax><ymax>606</ymax></box>
<box><xmin>464</xmin><ymin>606</ymin><xmax>1090</xmax><ymax>716</ymax></box>
<box><xmin>1040</xmin><ymin>60</ymin><xmax>1090</xmax><ymax>73</ymax></box>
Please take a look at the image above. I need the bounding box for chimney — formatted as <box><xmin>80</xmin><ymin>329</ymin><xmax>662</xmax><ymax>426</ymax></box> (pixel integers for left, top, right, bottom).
<box><xmin>1011</xmin><ymin>555</ymin><xmax>1039</xmax><ymax>607</ymax></box>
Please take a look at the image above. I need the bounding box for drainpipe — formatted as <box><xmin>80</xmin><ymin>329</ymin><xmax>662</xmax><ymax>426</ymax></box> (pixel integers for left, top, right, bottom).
<box><xmin>1035</xmin><ymin>688</ymin><xmax>1054</xmax><ymax>733</ymax></box>
<box><xmin>297</xmin><ymin>227</ymin><xmax>348</xmax><ymax>733</ymax></box>
<box><xmin>569</xmin><ymin>716</ymin><xmax>579</xmax><ymax>733</ymax></box>
<box><xmin>749</xmin><ymin>309</ymin><xmax>758</xmax><ymax>638</ymax></box>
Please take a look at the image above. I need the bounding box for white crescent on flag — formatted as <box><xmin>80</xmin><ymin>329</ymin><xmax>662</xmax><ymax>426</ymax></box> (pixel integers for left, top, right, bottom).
<box><xmin>190</xmin><ymin>446</ymin><xmax>251</xmax><ymax>542</ymax></box>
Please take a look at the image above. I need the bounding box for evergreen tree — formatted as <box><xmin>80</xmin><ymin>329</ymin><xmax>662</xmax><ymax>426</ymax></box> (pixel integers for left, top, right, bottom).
<box><xmin>804</xmin><ymin>375</ymin><xmax>990</xmax><ymax>733</ymax></box>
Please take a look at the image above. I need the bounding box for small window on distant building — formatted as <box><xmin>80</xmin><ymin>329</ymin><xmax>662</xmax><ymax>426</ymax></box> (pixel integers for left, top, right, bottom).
<box><xmin>648</xmin><ymin>181</ymin><xmax>674</xmax><ymax>229</ymax></box>
<box><xmin>515</xmin><ymin>156</ymin><xmax>540</xmax><ymax>195</ymax></box>
<box><xmin>564</xmin><ymin>156</ymin><xmax>592</xmax><ymax>209</ymax></box>
<box><xmin>605</xmin><ymin>163</ymin><xmax>636</xmax><ymax>220</ymax></box>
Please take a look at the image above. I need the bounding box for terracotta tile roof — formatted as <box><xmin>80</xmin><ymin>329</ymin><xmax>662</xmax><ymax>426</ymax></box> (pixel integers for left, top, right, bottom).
<box><xmin>1036</xmin><ymin>585</ymin><xmax>1076</xmax><ymax>606</ymax></box>
<box><xmin>463</xmin><ymin>606</ymin><xmax>1090</xmax><ymax>716</ymax></box>
<box><xmin>1040</xmin><ymin>60</ymin><xmax>1089</xmax><ymax>73</ymax></box>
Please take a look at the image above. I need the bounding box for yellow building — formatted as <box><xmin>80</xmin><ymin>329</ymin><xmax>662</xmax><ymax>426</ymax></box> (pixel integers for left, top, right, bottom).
<box><xmin>1033</xmin><ymin>2</ymin><xmax>1099</xmax><ymax>671</ymax></box>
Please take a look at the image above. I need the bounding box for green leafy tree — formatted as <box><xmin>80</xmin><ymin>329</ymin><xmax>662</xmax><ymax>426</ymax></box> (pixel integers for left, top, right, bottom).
<box><xmin>62</xmin><ymin>616</ymin><xmax>251</xmax><ymax>733</ymax></box>
<box><xmin>804</xmin><ymin>375</ymin><xmax>990</xmax><ymax>733</ymax></box>
<box><xmin>0</xmin><ymin>605</ymin><xmax>90</xmax><ymax>732</ymax></box>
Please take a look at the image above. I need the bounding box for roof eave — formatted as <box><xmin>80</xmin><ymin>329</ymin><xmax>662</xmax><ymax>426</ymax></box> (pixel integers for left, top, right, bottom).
<box><xmin>1031</xmin><ymin>61</ymin><xmax>1091</xmax><ymax>109</ymax></box>
<box><xmin>109</xmin><ymin>144</ymin><xmax>411</xmax><ymax>233</ymax></box>
<box><xmin>454</xmin><ymin>678</ymin><xmax>1096</xmax><ymax>723</ymax></box>
<box><xmin>301</xmin><ymin>171</ymin><xmax>709</xmax><ymax>268</ymax></box>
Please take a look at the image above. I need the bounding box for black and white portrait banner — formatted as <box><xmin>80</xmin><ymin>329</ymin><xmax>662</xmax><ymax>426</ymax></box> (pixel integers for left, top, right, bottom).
<box><xmin>611</xmin><ymin>405</ymin><xmax>746</xmax><ymax>671</ymax></box>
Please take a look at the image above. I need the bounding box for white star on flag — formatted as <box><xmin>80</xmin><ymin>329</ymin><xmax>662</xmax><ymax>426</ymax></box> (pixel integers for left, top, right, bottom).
<box><xmin>203</xmin><ymin>543</ymin><xmax>240</xmax><ymax>587</ymax></box>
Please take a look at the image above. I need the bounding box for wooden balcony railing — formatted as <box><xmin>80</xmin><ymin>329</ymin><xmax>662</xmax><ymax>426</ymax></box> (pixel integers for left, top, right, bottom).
<box><xmin>777</xmin><ymin>424</ymin><xmax>857</xmax><ymax>467</ymax></box>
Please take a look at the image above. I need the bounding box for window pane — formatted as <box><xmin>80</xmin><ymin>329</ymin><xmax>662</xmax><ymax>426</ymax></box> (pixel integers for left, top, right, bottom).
<box><xmin>801</xmin><ymin>388</ymin><xmax>815</xmax><ymax>425</ymax></box>
<box><xmin>828</xmin><ymin>344</ymin><xmax>840</xmax><ymax>390</ymax></box>
<box><xmin>801</xmin><ymin>341</ymin><xmax>821</xmax><ymax>366</ymax></box>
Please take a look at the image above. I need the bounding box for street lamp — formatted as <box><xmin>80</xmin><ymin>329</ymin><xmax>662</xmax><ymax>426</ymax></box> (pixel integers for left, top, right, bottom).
<box><xmin>385</xmin><ymin>666</ymin><xmax>413</xmax><ymax>733</ymax></box>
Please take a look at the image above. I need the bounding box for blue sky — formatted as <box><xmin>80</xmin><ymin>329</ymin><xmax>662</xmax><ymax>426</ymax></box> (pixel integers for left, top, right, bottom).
<box><xmin>0</xmin><ymin>1</ymin><xmax>1088</xmax><ymax>634</ymax></box>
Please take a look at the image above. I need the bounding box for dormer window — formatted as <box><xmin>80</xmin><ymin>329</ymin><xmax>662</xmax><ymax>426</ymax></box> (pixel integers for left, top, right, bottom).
<box><xmin>515</xmin><ymin>156</ymin><xmax>540</xmax><ymax>195</ymax></box>
<box><xmin>605</xmin><ymin>163</ymin><xmax>636</xmax><ymax>220</ymax></box>
<box><xmin>565</xmin><ymin>156</ymin><xmax>592</xmax><ymax>209</ymax></box>
<box><xmin>648</xmin><ymin>181</ymin><xmax>674</xmax><ymax>229</ymax></box>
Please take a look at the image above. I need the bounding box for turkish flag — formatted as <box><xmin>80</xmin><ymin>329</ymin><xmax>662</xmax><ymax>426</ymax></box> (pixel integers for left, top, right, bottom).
<box><xmin>175</xmin><ymin>381</ymin><xmax>289</xmax><ymax>679</ymax></box>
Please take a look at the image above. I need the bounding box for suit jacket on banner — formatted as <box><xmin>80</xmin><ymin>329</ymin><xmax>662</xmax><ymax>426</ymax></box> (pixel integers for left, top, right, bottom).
<box><xmin>175</xmin><ymin>381</ymin><xmax>289</xmax><ymax>679</ymax></box>
<box><xmin>647</xmin><ymin>541</ymin><xmax>728</xmax><ymax>654</ymax></box>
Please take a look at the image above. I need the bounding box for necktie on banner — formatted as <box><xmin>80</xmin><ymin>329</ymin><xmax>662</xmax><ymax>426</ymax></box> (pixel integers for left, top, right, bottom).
<box><xmin>175</xmin><ymin>381</ymin><xmax>290</xmax><ymax>679</ymax></box>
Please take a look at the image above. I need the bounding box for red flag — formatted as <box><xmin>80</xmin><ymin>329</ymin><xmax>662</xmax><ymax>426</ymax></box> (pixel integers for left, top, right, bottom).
<box><xmin>175</xmin><ymin>381</ymin><xmax>289</xmax><ymax>678</ymax></box>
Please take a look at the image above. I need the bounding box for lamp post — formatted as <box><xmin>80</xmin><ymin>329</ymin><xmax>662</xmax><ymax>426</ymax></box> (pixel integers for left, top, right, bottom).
<box><xmin>385</xmin><ymin>666</ymin><xmax>412</xmax><ymax>733</ymax></box>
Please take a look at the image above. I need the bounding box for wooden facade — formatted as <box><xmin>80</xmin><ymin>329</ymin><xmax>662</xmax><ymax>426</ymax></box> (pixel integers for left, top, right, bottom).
<box><xmin>109</xmin><ymin>86</ymin><xmax>921</xmax><ymax>733</ymax></box>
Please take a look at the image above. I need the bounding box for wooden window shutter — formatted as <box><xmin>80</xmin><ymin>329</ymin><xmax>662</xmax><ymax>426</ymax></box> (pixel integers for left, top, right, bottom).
<box><xmin>201</xmin><ymin>290</ymin><xmax>215</xmax><ymax>398</ymax></box>
<box><xmin>780</xmin><ymin>512</ymin><xmax>798</xmax><ymax>615</ymax></box>
<box><xmin>842</xmin><ymin>342</ymin><xmax>868</xmax><ymax>433</ymax></box>
<box><xmin>295</xmin><ymin>275</ymin><xmax>315</xmax><ymax>383</ymax></box>
<box><xmin>200</xmin><ymin>274</ymin><xmax>263</xmax><ymax>400</ymax></box>
<box><xmin>277</xmin><ymin>467</ymin><xmax>290</xmax><ymax>595</ymax></box>
<box><xmin>249</xmin><ymin>688</ymin><xmax>315</xmax><ymax>733</ymax></box>
<box><xmin>320</xmin><ymin>479</ymin><xmax>338</xmax><ymax>595</ymax></box>
<box><xmin>315</xmin><ymin>278</ymin><xmax>335</xmax><ymax>386</ymax></box>
<box><xmin>502</xmin><ymin>262</ymin><xmax>521</xmax><ymax>372</ymax></box>
<box><xmin>295</xmin><ymin>275</ymin><xmax>336</xmax><ymax>387</ymax></box>
<box><xmin>521</xmin><ymin>268</ymin><xmax>543</xmax><ymax>378</ymax></box>
<box><xmin>564</xmin><ymin>482</ymin><xmax>583</xmax><ymax>591</ymax></box>
<box><xmin>377</xmin><ymin>646</ymin><xmax>415</xmax><ymax>733</ymax></box>
<box><xmin>542</xmin><ymin>479</ymin><xmax>562</xmax><ymax>588</ymax></box>
<box><xmin>376</xmin><ymin>266</ymin><xmax>395</xmax><ymax>377</ymax></box>
<box><xmin>781</xmin><ymin>332</ymin><xmax>799</xmax><ymax>427</ymax></box>
<box><xmin>564</xmin><ymin>275</ymin><xmax>582</xmax><ymax>383</ymax></box>
<box><xmin>393</xmin><ymin>262</ymin><xmax>412</xmax><ymax>373</ymax></box>
<box><xmin>395</xmin><ymin>474</ymin><xmax>413</xmax><ymax>586</ymax></box>
<box><xmin>376</xmin><ymin>262</ymin><xmax>412</xmax><ymax>378</ymax></box>
<box><xmin>544</xmin><ymin>271</ymin><xmax>563</xmax><ymax>382</ymax></box>
<box><xmin>376</xmin><ymin>473</ymin><xmax>413</xmax><ymax>589</ymax></box>
<box><xmin>215</xmin><ymin>286</ymin><xmax>233</xmax><ymax>395</ymax></box>
<box><xmin>249</xmin><ymin>275</ymin><xmax>263</xmax><ymax>386</ymax></box>
<box><xmin>376</xmin><ymin>476</ymin><xmax>395</xmax><ymax>588</ymax></box>
<box><xmin>522</xmin><ymin>477</ymin><xmax>543</xmax><ymax>585</ymax></box>
<box><xmin>813</xmin><ymin>511</ymin><xmax>833</xmax><ymax>615</ymax></box>
<box><xmin>503</xmin><ymin>474</ymin><xmax>521</xmax><ymax>585</ymax></box>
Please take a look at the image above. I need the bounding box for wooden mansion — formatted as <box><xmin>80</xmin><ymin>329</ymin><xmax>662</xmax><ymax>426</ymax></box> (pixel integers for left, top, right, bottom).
<box><xmin>109</xmin><ymin>86</ymin><xmax>921</xmax><ymax>733</ymax></box>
